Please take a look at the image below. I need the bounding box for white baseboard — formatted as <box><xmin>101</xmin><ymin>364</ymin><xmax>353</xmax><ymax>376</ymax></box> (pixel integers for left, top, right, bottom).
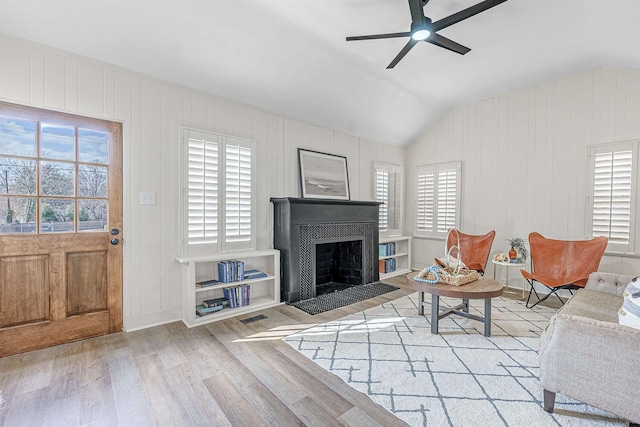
<box><xmin>123</xmin><ymin>307</ymin><xmax>182</xmax><ymax>332</ymax></box>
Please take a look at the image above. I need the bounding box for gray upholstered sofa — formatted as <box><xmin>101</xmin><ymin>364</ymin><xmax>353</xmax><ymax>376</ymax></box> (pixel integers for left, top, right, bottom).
<box><xmin>539</xmin><ymin>271</ymin><xmax>639</xmax><ymax>425</ymax></box>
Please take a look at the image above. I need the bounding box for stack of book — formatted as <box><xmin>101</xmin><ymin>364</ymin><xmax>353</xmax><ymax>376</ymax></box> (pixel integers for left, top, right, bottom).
<box><xmin>379</xmin><ymin>258</ymin><xmax>396</xmax><ymax>274</ymax></box>
<box><xmin>223</xmin><ymin>284</ymin><xmax>251</xmax><ymax>308</ymax></box>
<box><xmin>195</xmin><ymin>297</ymin><xmax>227</xmax><ymax>317</ymax></box>
<box><xmin>218</xmin><ymin>260</ymin><xmax>245</xmax><ymax>283</ymax></box>
<box><xmin>379</xmin><ymin>242</ymin><xmax>396</xmax><ymax>257</ymax></box>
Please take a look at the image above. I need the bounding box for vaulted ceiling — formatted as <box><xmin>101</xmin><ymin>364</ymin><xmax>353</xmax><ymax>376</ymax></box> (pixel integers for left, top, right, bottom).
<box><xmin>1</xmin><ymin>1</ymin><xmax>640</xmax><ymax>146</ymax></box>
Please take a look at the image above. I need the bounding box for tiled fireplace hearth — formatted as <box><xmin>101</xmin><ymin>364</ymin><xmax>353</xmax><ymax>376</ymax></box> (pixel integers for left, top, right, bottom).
<box><xmin>271</xmin><ymin>198</ymin><xmax>380</xmax><ymax>303</ymax></box>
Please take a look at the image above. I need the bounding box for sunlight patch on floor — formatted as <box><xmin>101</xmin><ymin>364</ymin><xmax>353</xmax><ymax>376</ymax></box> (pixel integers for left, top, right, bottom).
<box><xmin>233</xmin><ymin>323</ymin><xmax>320</xmax><ymax>342</ymax></box>
<box><xmin>287</xmin><ymin>316</ymin><xmax>406</xmax><ymax>337</ymax></box>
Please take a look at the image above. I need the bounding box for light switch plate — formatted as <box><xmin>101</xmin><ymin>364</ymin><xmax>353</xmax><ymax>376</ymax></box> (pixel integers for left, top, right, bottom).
<box><xmin>139</xmin><ymin>191</ymin><xmax>156</xmax><ymax>205</ymax></box>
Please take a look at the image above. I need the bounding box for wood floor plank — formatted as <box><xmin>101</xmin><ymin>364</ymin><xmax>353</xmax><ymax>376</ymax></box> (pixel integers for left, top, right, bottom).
<box><xmin>338</xmin><ymin>406</ymin><xmax>389</xmax><ymax>427</ymax></box>
<box><xmin>107</xmin><ymin>349</ymin><xmax>157</xmax><ymax>426</ymax></box>
<box><xmin>48</xmin><ymin>342</ymin><xmax>84</xmax><ymax>401</ymax></box>
<box><xmin>1</xmin><ymin>385</ymin><xmax>48</xmax><ymax>426</ymax></box>
<box><xmin>134</xmin><ymin>353</ymin><xmax>192</xmax><ymax>426</ymax></box>
<box><xmin>202</xmin><ymin>373</ymin><xmax>269</xmax><ymax>427</ymax></box>
<box><xmin>290</xmin><ymin>395</ymin><xmax>347</xmax><ymax>427</ymax></box>
<box><xmin>163</xmin><ymin>362</ymin><xmax>234</xmax><ymax>427</ymax></box>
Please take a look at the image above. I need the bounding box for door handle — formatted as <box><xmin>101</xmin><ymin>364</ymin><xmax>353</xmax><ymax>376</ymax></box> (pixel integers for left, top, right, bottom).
<box><xmin>110</xmin><ymin>238</ymin><xmax>120</xmax><ymax>245</ymax></box>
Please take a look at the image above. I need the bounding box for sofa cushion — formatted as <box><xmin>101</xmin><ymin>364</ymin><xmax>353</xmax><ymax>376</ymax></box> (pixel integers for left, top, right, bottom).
<box><xmin>559</xmin><ymin>289</ymin><xmax>622</xmax><ymax>323</ymax></box>
<box><xmin>619</xmin><ymin>277</ymin><xmax>640</xmax><ymax>329</ymax></box>
<box><xmin>585</xmin><ymin>271</ymin><xmax>636</xmax><ymax>296</ymax></box>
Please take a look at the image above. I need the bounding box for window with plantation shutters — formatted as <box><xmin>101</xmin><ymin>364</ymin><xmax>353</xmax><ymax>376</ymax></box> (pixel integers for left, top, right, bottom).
<box><xmin>415</xmin><ymin>162</ymin><xmax>461</xmax><ymax>238</ymax></box>
<box><xmin>182</xmin><ymin>128</ymin><xmax>255</xmax><ymax>255</ymax></box>
<box><xmin>587</xmin><ymin>141</ymin><xmax>638</xmax><ymax>253</ymax></box>
<box><xmin>374</xmin><ymin>163</ymin><xmax>403</xmax><ymax>235</ymax></box>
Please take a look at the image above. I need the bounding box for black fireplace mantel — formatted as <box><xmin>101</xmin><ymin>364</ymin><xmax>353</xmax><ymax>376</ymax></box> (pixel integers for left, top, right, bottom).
<box><xmin>271</xmin><ymin>197</ymin><xmax>380</xmax><ymax>303</ymax></box>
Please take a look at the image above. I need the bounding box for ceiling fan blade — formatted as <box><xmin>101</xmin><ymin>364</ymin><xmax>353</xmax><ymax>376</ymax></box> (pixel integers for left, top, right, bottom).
<box><xmin>432</xmin><ymin>0</ymin><xmax>507</xmax><ymax>32</ymax></box>
<box><xmin>407</xmin><ymin>0</ymin><xmax>426</xmax><ymax>24</ymax></box>
<box><xmin>346</xmin><ymin>32</ymin><xmax>411</xmax><ymax>41</ymax></box>
<box><xmin>426</xmin><ymin>33</ymin><xmax>471</xmax><ymax>55</ymax></box>
<box><xmin>387</xmin><ymin>39</ymin><xmax>418</xmax><ymax>69</ymax></box>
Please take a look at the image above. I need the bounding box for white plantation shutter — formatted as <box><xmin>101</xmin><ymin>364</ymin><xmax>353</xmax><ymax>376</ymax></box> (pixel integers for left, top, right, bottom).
<box><xmin>225</xmin><ymin>141</ymin><xmax>252</xmax><ymax>245</ymax></box>
<box><xmin>183</xmin><ymin>128</ymin><xmax>255</xmax><ymax>255</ymax></box>
<box><xmin>376</xmin><ymin>168</ymin><xmax>389</xmax><ymax>230</ymax></box>
<box><xmin>416</xmin><ymin>166</ymin><xmax>435</xmax><ymax>234</ymax></box>
<box><xmin>588</xmin><ymin>142</ymin><xmax>638</xmax><ymax>253</ymax></box>
<box><xmin>437</xmin><ymin>167</ymin><xmax>458</xmax><ymax>233</ymax></box>
<box><xmin>389</xmin><ymin>168</ymin><xmax>402</xmax><ymax>233</ymax></box>
<box><xmin>416</xmin><ymin>162</ymin><xmax>460</xmax><ymax>238</ymax></box>
<box><xmin>374</xmin><ymin>163</ymin><xmax>403</xmax><ymax>235</ymax></box>
<box><xmin>187</xmin><ymin>131</ymin><xmax>219</xmax><ymax>245</ymax></box>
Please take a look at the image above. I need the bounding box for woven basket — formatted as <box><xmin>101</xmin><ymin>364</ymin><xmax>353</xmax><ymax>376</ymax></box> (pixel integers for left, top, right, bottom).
<box><xmin>419</xmin><ymin>265</ymin><xmax>479</xmax><ymax>286</ymax></box>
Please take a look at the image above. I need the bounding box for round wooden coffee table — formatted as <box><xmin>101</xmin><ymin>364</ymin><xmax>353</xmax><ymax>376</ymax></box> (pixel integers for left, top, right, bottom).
<box><xmin>407</xmin><ymin>275</ymin><xmax>504</xmax><ymax>336</ymax></box>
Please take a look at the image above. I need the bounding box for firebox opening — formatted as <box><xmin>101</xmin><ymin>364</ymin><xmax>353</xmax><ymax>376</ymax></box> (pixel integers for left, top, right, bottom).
<box><xmin>315</xmin><ymin>239</ymin><xmax>363</xmax><ymax>297</ymax></box>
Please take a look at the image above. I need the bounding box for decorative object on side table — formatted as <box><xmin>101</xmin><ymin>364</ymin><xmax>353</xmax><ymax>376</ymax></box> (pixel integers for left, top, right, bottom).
<box><xmin>505</xmin><ymin>237</ymin><xmax>528</xmax><ymax>264</ymax></box>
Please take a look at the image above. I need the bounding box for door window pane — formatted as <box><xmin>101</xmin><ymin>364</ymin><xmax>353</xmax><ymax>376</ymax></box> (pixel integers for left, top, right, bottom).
<box><xmin>0</xmin><ymin>117</ymin><xmax>36</xmax><ymax>156</ymax></box>
<box><xmin>78</xmin><ymin>199</ymin><xmax>107</xmax><ymax>232</ymax></box>
<box><xmin>78</xmin><ymin>129</ymin><xmax>108</xmax><ymax>164</ymax></box>
<box><xmin>0</xmin><ymin>157</ymin><xmax>36</xmax><ymax>195</ymax></box>
<box><xmin>40</xmin><ymin>161</ymin><xmax>74</xmax><ymax>197</ymax></box>
<box><xmin>78</xmin><ymin>165</ymin><xmax>107</xmax><ymax>197</ymax></box>
<box><xmin>40</xmin><ymin>198</ymin><xmax>74</xmax><ymax>233</ymax></box>
<box><xmin>0</xmin><ymin>196</ymin><xmax>37</xmax><ymax>234</ymax></box>
<box><xmin>41</xmin><ymin>124</ymin><xmax>75</xmax><ymax>161</ymax></box>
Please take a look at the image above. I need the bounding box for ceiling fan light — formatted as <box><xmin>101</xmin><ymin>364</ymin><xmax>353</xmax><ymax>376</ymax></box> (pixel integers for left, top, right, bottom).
<box><xmin>411</xmin><ymin>29</ymin><xmax>430</xmax><ymax>41</ymax></box>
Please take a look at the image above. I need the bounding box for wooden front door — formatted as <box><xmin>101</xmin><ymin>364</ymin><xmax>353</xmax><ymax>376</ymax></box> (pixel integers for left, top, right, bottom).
<box><xmin>0</xmin><ymin>102</ymin><xmax>123</xmax><ymax>357</ymax></box>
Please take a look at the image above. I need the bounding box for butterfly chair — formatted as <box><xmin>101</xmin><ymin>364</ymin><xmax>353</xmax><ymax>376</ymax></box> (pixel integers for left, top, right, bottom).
<box><xmin>437</xmin><ymin>229</ymin><xmax>496</xmax><ymax>275</ymax></box>
<box><xmin>521</xmin><ymin>232</ymin><xmax>608</xmax><ymax>309</ymax></box>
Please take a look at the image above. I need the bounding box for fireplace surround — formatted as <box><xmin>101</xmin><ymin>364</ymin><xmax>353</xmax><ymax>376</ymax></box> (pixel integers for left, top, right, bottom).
<box><xmin>271</xmin><ymin>198</ymin><xmax>380</xmax><ymax>303</ymax></box>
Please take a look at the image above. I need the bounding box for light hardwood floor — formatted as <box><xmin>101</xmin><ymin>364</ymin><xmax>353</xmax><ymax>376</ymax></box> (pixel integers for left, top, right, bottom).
<box><xmin>0</xmin><ymin>275</ymin><xmax>421</xmax><ymax>427</ymax></box>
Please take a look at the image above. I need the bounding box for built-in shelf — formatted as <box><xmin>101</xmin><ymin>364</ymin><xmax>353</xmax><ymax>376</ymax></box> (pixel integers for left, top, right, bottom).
<box><xmin>379</xmin><ymin>236</ymin><xmax>412</xmax><ymax>280</ymax></box>
<box><xmin>176</xmin><ymin>249</ymin><xmax>282</xmax><ymax>327</ymax></box>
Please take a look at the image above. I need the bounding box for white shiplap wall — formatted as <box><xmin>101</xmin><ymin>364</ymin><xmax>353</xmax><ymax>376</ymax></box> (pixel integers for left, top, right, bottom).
<box><xmin>0</xmin><ymin>35</ymin><xmax>406</xmax><ymax>330</ymax></box>
<box><xmin>407</xmin><ymin>67</ymin><xmax>640</xmax><ymax>282</ymax></box>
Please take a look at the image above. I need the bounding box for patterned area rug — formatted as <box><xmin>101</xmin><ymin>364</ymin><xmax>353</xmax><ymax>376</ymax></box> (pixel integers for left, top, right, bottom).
<box><xmin>290</xmin><ymin>282</ymin><xmax>399</xmax><ymax>315</ymax></box>
<box><xmin>284</xmin><ymin>293</ymin><xmax>625</xmax><ymax>426</ymax></box>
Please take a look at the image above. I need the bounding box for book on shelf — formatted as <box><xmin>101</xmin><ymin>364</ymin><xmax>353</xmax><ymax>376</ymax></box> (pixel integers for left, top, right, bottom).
<box><xmin>385</xmin><ymin>258</ymin><xmax>396</xmax><ymax>273</ymax></box>
<box><xmin>196</xmin><ymin>304</ymin><xmax>224</xmax><ymax>317</ymax></box>
<box><xmin>237</xmin><ymin>260</ymin><xmax>245</xmax><ymax>281</ymax></box>
<box><xmin>218</xmin><ymin>261</ymin><xmax>229</xmax><ymax>283</ymax></box>
<box><xmin>243</xmin><ymin>269</ymin><xmax>268</xmax><ymax>279</ymax></box>
<box><xmin>202</xmin><ymin>297</ymin><xmax>227</xmax><ymax>308</ymax></box>
<box><xmin>223</xmin><ymin>286</ymin><xmax>236</xmax><ymax>308</ymax></box>
<box><xmin>378</xmin><ymin>242</ymin><xmax>396</xmax><ymax>257</ymax></box>
<box><xmin>223</xmin><ymin>284</ymin><xmax>251</xmax><ymax>308</ymax></box>
<box><xmin>217</xmin><ymin>259</ymin><xmax>247</xmax><ymax>282</ymax></box>
<box><xmin>196</xmin><ymin>278</ymin><xmax>220</xmax><ymax>288</ymax></box>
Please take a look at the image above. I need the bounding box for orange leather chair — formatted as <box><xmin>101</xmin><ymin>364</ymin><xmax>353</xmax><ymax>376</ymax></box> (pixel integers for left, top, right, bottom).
<box><xmin>521</xmin><ymin>232</ymin><xmax>608</xmax><ymax>308</ymax></box>
<box><xmin>439</xmin><ymin>229</ymin><xmax>496</xmax><ymax>275</ymax></box>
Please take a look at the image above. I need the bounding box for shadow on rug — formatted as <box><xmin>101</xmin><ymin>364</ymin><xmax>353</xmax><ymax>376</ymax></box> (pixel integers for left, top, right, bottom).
<box><xmin>290</xmin><ymin>282</ymin><xmax>399</xmax><ymax>315</ymax></box>
<box><xmin>284</xmin><ymin>293</ymin><xmax>625</xmax><ymax>427</ymax></box>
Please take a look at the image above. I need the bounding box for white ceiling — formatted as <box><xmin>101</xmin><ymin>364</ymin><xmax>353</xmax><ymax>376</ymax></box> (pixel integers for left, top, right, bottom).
<box><xmin>1</xmin><ymin>1</ymin><xmax>640</xmax><ymax>146</ymax></box>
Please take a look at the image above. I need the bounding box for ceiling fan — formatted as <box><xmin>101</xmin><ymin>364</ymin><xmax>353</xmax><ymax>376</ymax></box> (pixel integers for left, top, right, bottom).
<box><xmin>346</xmin><ymin>0</ymin><xmax>508</xmax><ymax>69</ymax></box>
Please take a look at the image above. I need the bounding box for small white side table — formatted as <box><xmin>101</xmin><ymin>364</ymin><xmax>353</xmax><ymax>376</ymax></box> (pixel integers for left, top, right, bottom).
<box><xmin>492</xmin><ymin>260</ymin><xmax>526</xmax><ymax>299</ymax></box>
